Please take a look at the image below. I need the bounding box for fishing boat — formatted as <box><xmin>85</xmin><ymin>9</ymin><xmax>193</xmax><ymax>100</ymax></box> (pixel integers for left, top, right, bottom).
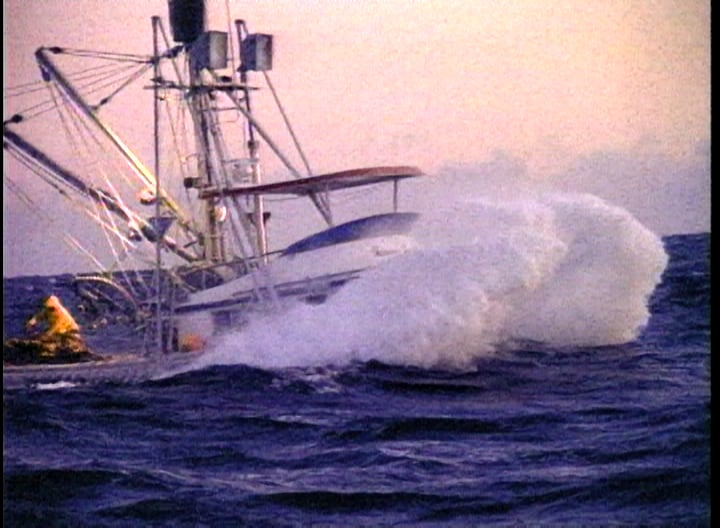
<box><xmin>3</xmin><ymin>0</ymin><xmax>425</xmax><ymax>382</ymax></box>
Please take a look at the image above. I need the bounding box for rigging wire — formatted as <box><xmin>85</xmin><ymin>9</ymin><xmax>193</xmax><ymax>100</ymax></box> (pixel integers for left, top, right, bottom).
<box><xmin>3</xmin><ymin>147</ymin><xmax>141</xmax><ymax>271</ymax></box>
<box><xmin>6</xmin><ymin>61</ymin><xmax>150</xmax><ymax>124</ymax></box>
<box><xmin>45</xmin><ymin>79</ymin><xmax>159</xmax><ymax>296</ymax></box>
<box><xmin>57</xmin><ymin>48</ymin><xmax>152</xmax><ymax>63</ymax></box>
<box><xmin>53</xmin><ymin>83</ymin><xmax>150</xmax><ymax>296</ymax></box>
<box><xmin>225</xmin><ymin>0</ymin><xmax>238</xmax><ymax>76</ymax></box>
<box><xmin>22</xmin><ymin>41</ymin><xmax>200</xmax><ymax>254</ymax></box>
<box><xmin>87</xmin><ymin>63</ymin><xmax>153</xmax><ymax>110</ymax></box>
<box><xmin>5</xmin><ymin>143</ymin><xmax>136</xmax><ymax>251</ymax></box>
<box><xmin>4</xmin><ymin>176</ymin><xmax>107</xmax><ymax>272</ymax></box>
<box><xmin>5</xmin><ymin>61</ymin><xmax>131</xmax><ymax>98</ymax></box>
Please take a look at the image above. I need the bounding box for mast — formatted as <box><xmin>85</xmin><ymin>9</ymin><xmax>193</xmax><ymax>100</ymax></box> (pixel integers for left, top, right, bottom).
<box><xmin>235</xmin><ymin>20</ymin><xmax>268</xmax><ymax>262</ymax></box>
<box><xmin>167</xmin><ymin>0</ymin><xmax>228</xmax><ymax>264</ymax></box>
<box><xmin>189</xmin><ymin>71</ymin><xmax>226</xmax><ymax>263</ymax></box>
<box><xmin>152</xmin><ymin>15</ymin><xmax>164</xmax><ymax>353</ymax></box>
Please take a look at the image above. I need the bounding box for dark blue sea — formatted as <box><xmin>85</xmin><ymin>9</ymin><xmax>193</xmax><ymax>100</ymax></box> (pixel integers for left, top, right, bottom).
<box><xmin>3</xmin><ymin>232</ymin><xmax>710</xmax><ymax>527</ymax></box>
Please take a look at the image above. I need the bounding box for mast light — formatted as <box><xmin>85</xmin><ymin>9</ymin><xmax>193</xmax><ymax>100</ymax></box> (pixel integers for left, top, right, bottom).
<box><xmin>190</xmin><ymin>31</ymin><xmax>228</xmax><ymax>71</ymax></box>
<box><xmin>241</xmin><ymin>34</ymin><xmax>273</xmax><ymax>72</ymax></box>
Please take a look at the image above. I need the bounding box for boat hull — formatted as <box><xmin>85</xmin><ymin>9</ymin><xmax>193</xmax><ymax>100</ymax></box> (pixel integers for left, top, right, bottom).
<box><xmin>3</xmin><ymin>353</ymin><xmax>197</xmax><ymax>390</ymax></box>
<box><xmin>173</xmin><ymin>229</ymin><xmax>417</xmax><ymax>346</ymax></box>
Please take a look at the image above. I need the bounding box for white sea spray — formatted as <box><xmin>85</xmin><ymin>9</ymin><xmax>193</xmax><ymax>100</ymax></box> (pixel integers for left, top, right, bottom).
<box><xmin>193</xmin><ymin>191</ymin><xmax>668</xmax><ymax>371</ymax></box>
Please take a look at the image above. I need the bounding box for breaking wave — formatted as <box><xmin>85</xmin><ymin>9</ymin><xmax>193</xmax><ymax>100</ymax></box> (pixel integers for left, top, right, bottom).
<box><xmin>192</xmin><ymin>192</ymin><xmax>667</xmax><ymax>370</ymax></box>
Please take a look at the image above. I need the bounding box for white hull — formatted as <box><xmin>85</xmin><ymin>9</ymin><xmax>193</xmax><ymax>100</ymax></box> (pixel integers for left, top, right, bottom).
<box><xmin>175</xmin><ymin>233</ymin><xmax>416</xmax><ymax>346</ymax></box>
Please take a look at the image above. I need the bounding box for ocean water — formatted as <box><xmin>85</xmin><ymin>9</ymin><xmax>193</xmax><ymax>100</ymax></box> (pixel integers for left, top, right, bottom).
<box><xmin>3</xmin><ymin>230</ymin><xmax>710</xmax><ymax>527</ymax></box>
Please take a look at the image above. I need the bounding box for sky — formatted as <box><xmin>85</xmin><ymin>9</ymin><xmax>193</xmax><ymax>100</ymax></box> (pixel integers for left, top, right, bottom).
<box><xmin>2</xmin><ymin>0</ymin><xmax>710</xmax><ymax>277</ymax></box>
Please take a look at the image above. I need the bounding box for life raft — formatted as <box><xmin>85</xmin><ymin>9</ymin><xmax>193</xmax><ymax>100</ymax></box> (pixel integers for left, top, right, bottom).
<box><xmin>3</xmin><ymin>335</ymin><xmax>105</xmax><ymax>366</ymax></box>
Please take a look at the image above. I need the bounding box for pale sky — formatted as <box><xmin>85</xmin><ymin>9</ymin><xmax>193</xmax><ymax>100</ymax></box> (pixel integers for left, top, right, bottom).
<box><xmin>3</xmin><ymin>0</ymin><xmax>711</xmax><ymax>277</ymax></box>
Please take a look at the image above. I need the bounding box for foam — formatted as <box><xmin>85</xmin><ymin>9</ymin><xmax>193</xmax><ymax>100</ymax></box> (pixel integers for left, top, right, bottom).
<box><xmin>191</xmin><ymin>191</ymin><xmax>668</xmax><ymax>371</ymax></box>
